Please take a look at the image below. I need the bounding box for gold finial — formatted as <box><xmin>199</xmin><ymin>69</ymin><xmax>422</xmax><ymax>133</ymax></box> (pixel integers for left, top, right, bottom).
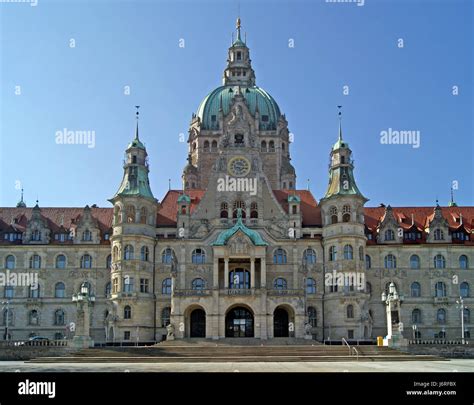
<box><xmin>236</xmin><ymin>17</ymin><xmax>241</xmax><ymax>30</ymax></box>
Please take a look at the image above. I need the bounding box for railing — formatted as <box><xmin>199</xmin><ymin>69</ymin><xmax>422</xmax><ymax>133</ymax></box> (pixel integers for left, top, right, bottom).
<box><xmin>222</xmin><ymin>288</ymin><xmax>255</xmax><ymax>296</ymax></box>
<box><xmin>409</xmin><ymin>339</ymin><xmax>470</xmax><ymax>345</ymax></box>
<box><xmin>434</xmin><ymin>297</ymin><xmax>449</xmax><ymax>304</ymax></box>
<box><xmin>342</xmin><ymin>337</ymin><xmax>351</xmax><ymax>355</ymax></box>
<box><xmin>267</xmin><ymin>289</ymin><xmax>303</xmax><ymax>297</ymax></box>
<box><xmin>352</xmin><ymin>346</ymin><xmax>359</xmax><ymax>360</ymax></box>
<box><xmin>174</xmin><ymin>289</ymin><xmax>212</xmax><ymax>297</ymax></box>
<box><xmin>0</xmin><ymin>340</ymin><xmax>69</xmax><ymax>348</ymax></box>
<box><xmin>342</xmin><ymin>337</ymin><xmax>359</xmax><ymax>360</ymax></box>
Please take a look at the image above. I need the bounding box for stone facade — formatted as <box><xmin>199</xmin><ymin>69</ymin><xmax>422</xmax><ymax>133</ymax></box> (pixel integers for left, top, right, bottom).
<box><xmin>0</xmin><ymin>20</ymin><xmax>472</xmax><ymax>344</ymax></box>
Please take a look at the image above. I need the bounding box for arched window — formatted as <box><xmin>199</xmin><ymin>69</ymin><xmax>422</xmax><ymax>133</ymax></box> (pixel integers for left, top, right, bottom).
<box><xmin>329</xmin><ymin>246</ymin><xmax>337</xmax><ymax>261</ymax></box>
<box><xmin>124</xmin><ymin>245</ymin><xmax>134</xmax><ymax>260</ymax></box>
<box><xmin>384</xmin><ymin>254</ymin><xmax>397</xmax><ymax>269</ymax></box>
<box><xmin>459</xmin><ymin>255</ymin><xmax>469</xmax><ymax>269</ymax></box>
<box><xmin>359</xmin><ymin>246</ymin><xmax>364</xmax><ymax>261</ymax></box>
<box><xmin>306</xmin><ymin>278</ymin><xmax>316</xmax><ymax>294</ymax></box>
<box><xmin>113</xmin><ymin>246</ymin><xmax>119</xmax><ymax>261</ymax></box>
<box><xmin>385</xmin><ymin>229</ymin><xmax>395</xmax><ymax>241</ymax></box>
<box><xmin>55</xmin><ymin>282</ymin><xmax>65</xmax><ymax>298</ymax></box>
<box><xmin>203</xmin><ymin>140</ymin><xmax>210</xmax><ymax>150</ymax></box>
<box><xmin>436</xmin><ymin>308</ymin><xmax>446</xmax><ymax>324</ymax></box>
<box><xmin>303</xmin><ymin>248</ymin><xmax>316</xmax><ymax>264</ymax></box>
<box><xmin>81</xmin><ymin>254</ymin><xmax>93</xmax><ymax>269</ymax></box>
<box><xmin>106</xmin><ymin>254</ymin><xmax>112</xmax><ymax>269</ymax></box>
<box><xmin>55</xmin><ymin>254</ymin><xmax>66</xmax><ymax>269</ymax></box>
<box><xmin>463</xmin><ymin>308</ymin><xmax>470</xmax><ymax>324</ymax></box>
<box><xmin>82</xmin><ymin>229</ymin><xmax>92</xmax><ymax>241</ymax></box>
<box><xmin>343</xmin><ymin>244</ymin><xmax>353</xmax><ymax>260</ymax></box>
<box><xmin>460</xmin><ymin>282</ymin><xmax>469</xmax><ymax>298</ymax></box>
<box><xmin>220</xmin><ymin>202</ymin><xmax>229</xmax><ymax>219</ymax></box>
<box><xmin>191</xmin><ymin>278</ymin><xmax>206</xmax><ymax>290</ymax></box>
<box><xmin>29</xmin><ymin>284</ymin><xmax>40</xmax><ymax>298</ymax></box>
<box><xmin>342</xmin><ymin>205</ymin><xmax>351</xmax><ymax>222</ymax></box>
<box><xmin>162</xmin><ymin>248</ymin><xmax>174</xmax><ymax>264</ymax></box>
<box><xmin>250</xmin><ymin>202</ymin><xmax>258</xmax><ymax>219</ymax></box>
<box><xmin>54</xmin><ymin>309</ymin><xmax>65</xmax><ymax>326</ymax></box>
<box><xmin>140</xmin><ymin>207</ymin><xmax>148</xmax><ymax>224</ymax></box>
<box><xmin>232</xmin><ymin>201</ymin><xmax>246</xmax><ymax>218</ymax></box>
<box><xmin>124</xmin><ymin>305</ymin><xmax>132</xmax><ymax>320</ymax></box>
<box><xmin>211</xmin><ymin>140</ymin><xmax>217</xmax><ymax>150</ymax></box>
<box><xmin>346</xmin><ymin>305</ymin><xmax>354</xmax><ymax>319</ymax></box>
<box><xmin>410</xmin><ymin>255</ymin><xmax>420</xmax><ymax>269</ymax></box>
<box><xmin>105</xmin><ymin>282</ymin><xmax>111</xmax><ymax>297</ymax></box>
<box><xmin>29</xmin><ymin>310</ymin><xmax>39</xmax><ymax>325</ymax></box>
<box><xmin>268</xmin><ymin>140</ymin><xmax>275</xmax><ymax>152</ymax></box>
<box><xmin>435</xmin><ymin>281</ymin><xmax>447</xmax><ymax>297</ymax></box>
<box><xmin>411</xmin><ymin>282</ymin><xmax>421</xmax><ymax>297</ymax></box>
<box><xmin>434</xmin><ymin>229</ymin><xmax>444</xmax><ymax>240</ymax></box>
<box><xmin>273</xmin><ymin>248</ymin><xmax>287</xmax><ymax>264</ymax></box>
<box><xmin>261</xmin><ymin>140</ymin><xmax>267</xmax><ymax>152</ymax></box>
<box><xmin>412</xmin><ymin>309</ymin><xmax>422</xmax><ymax>324</ymax></box>
<box><xmin>274</xmin><ymin>277</ymin><xmax>288</xmax><ymax>290</ymax></box>
<box><xmin>365</xmin><ymin>255</ymin><xmax>371</xmax><ymax>269</ymax></box>
<box><xmin>308</xmin><ymin>307</ymin><xmax>317</xmax><ymax>327</ymax></box>
<box><xmin>162</xmin><ymin>278</ymin><xmax>172</xmax><ymax>294</ymax></box>
<box><xmin>141</xmin><ymin>246</ymin><xmax>149</xmax><ymax>262</ymax></box>
<box><xmin>192</xmin><ymin>248</ymin><xmax>206</xmax><ymax>264</ymax></box>
<box><xmin>5</xmin><ymin>255</ymin><xmax>15</xmax><ymax>270</ymax></box>
<box><xmin>126</xmin><ymin>205</ymin><xmax>136</xmax><ymax>223</ymax></box>
<box><xmin>330</xmin><ymin>206</ymin><xmax>338</xmax><ymax>224</ymax></box>
<box><xmin>29</xmin><ymin>254</ymin><xmax>41</xmax><ymax>269</ymax></box>
<box><xmin>229</xmin><ymin>269</ymin><xmax>250</xmax><ymax>289</ymax></box>
<box><xmin>434</xmin><ymin>254</ymin><xmax>446</xmax><ymax>269</ymax></box>
<box><xmin>161</xmin><ymin>307</ymin><xmax>171</xmax><ymax>327</ymax></box>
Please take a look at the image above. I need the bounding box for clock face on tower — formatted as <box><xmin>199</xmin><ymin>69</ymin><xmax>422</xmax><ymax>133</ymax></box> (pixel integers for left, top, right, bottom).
<box><xmin>227</xmin><ymin>156</ymin><xmax>251</xmax><ymax>177</ymax></box>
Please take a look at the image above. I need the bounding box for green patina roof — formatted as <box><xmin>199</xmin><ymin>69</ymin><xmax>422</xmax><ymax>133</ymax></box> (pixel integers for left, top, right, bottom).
<box><xmin>177</xmin><ymin>194</ymin><xmax>191</xmax><ymax>203</ymax></box>
<box><xmin>323</xmin><ymin>166</ymin><xmax>366</xmax><ymax>200</ymax></box>
<box><xmin>196</xmin><ymin>85</ymin><xmax>281</xmax><ymax>130</ymax></box>
<box><xmin>128</xmin><ymin>138</ymin><xmax>145</xmax><ymax>150</ymax></box>
<box><xmin>333</xmin><ymin>139</ymin><xmax>349</xmax><ymax>150</ymax></box>
<box><xmin>212</xmin><ymin>209</ymin><xmax>268</xmax><ymax>246</ymax></box>
<box><xmin>114</xmin><ymin>166</ymin><xmax>155</xmax><ymax>200</ymax></box>
<box><xmin>288</xmin><ymin>195</ymin><xmax>301</xmax><ymax>203</ymax></box>
<box><xmin>232</xmin><ymin>38</ymin><xmax>246</xmax><ymax>47</ymax></box>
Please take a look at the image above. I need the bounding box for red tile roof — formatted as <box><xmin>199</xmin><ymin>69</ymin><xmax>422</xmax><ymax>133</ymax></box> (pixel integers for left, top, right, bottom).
<box><xmin>272</xmin><ymin>190</ymin><xmax>322</xmax><ymax>226</ymax></box>
<box><xmin>156</xmin><ymin>190</ymin><xmax>205</xmax><ymax>227</ymax></box>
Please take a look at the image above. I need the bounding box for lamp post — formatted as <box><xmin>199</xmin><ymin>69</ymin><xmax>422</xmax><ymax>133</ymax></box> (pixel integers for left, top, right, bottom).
<box><xmin>71</xmin><ymin>282</ymin><xmax>95</xmax><ymax>348</ymax></box>
<box><xmin>381</xmin><ymin>282</ymin><xmax>407</xmax><ymax>347</ymax></box>
<box><xmin>1</xmin><ymin>300</ymin><xmax>10</xmax><ymax>341</ymax></box>
<box><xmin>456</xmin><ymin>296</ymin><xmax>466</xmax><ymax>344</ymax></box>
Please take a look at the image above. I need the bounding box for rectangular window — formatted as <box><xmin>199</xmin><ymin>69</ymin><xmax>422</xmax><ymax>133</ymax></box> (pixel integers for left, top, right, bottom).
<box><xmin>236</xmin><ymin>51</ymin><xmax>242</xmax><ymax>60</ymax></box>
<box><xmin>112</xmin><ymin>278</ymin><xmax>119</xmax><ymax>294</ymax></box>
<box><xmin>348</xmin><ymin>330</ymin><xmax>354</xmax><ymax>339</ymax></box>
<box><xmin>140</xmin><ymin>278</ymin><xmax>149</xmax><ymax>293</ymax></box>
<box><xmin>123</xmin><ymin>277</ymin><xmax>134</xmax><ymax>293</ymax></box>
<box><xmin>124</xmin><ymin>331</ymin><xmax>130</xmax><ymax>341</ymax></box>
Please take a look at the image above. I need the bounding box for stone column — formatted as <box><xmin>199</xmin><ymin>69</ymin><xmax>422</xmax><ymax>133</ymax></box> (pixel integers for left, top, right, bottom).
<box><xmin>250</xmin><ymin>257</ymin><xmax>255</xmax><ymax>289</ymax></box>
<box><xmin>260</xmin><ymin>256</ymin><xmax>266</xmax><ymax>288</ymax></box>
<box><xmin>213</xmin><ymin>256</ymin><xmax>219</xmax><ymax>288</ymax></box>
<box><xmin>224</xmin><ymin>258</ymin><xmax>229</xmax><ymax>288</ymax></box>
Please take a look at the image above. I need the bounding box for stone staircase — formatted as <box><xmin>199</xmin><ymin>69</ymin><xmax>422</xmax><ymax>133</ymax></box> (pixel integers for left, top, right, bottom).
<box><xmin>27</xmin><ymin>339</ymin><xmax>443</xmax><ymax>363</ymax></box>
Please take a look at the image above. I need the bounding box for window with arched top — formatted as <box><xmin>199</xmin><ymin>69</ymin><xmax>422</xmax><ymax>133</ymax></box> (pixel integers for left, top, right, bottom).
<box><xmin>343</xmin><ymin>244</ymin><xmax>353</xmax><ymax>260</ymax></box>
<box><xmin>385</xmin><ymin>229</ymin><xmax>395</xmax><ymax>241</ymax></box>
<box><xmin>29</xmin><ymin>310</ymin><xmax>39</xmax><ymax>325</ymax></box>
<box><xmin>342</xmin><ymin>205</ymin><xmax>351</xmax><ymax>222</ymax></box>
<box><xmin>5</xmin><ymin>255</ymin><xmax>15</xmax><ymax>270</ymax></box>
<box><xmin>384</xmin><ymin>254</ymin><xmax>397</xmax><ymax>269</ymax></box>
<box><xmin>412</xmin><ymin>309</ymin><xmax>422</xmax><ymax>324</ymax></box>
<box><xmin>434</xmin><ymin>254</ymin><xmax>446</xmax><ymax>269</ymax></box>
<box><xmin>365</xmin><ymin>255</ymin><xmax>371</xmax><ymax>269</ymax></box>
<box><xmin>274</xmin><ymin>277</ymin><xmax>287</xmax><ymax>290</ymax></box>
<box><xmin>161</xmin><ymin>307</ymin><xmax>171</xmax><ymax>327</ymax></box>
<box><xmin>220</xmin><ymin>202</ymin><xmax>228</xmax><ymax>219</ymax></box>
<box><xmin>82</xmin><ymin>229</ymin><xmax>92</xmax><ymax>241</ymax></box>
<box><xmin>162</xmin><ymin>248</ymin><xmax>174</xmax><ymax>264</ymax></box>
<box><xmin>273</xmin><ymin>248</ymin><xmax>287</xmax><ymax>264</ymax></box>
<box><xmin>140</xmin><ymin>207</ymin><xmax>147</xmax><ymax>224</ymax></box>
<box><xmin>411</xmin><ymin>282</ymin><xmax>421</xmax><ymax>297</ymax></box>
<box><xmin>434</xmin><ymin>229</ymin><xmax>444</xmax><ymax>240</ymax></box>
<box><xmin>232</xmin><ymin>201</ymin><xmax>246</xmax><ymax>218</ymax></box>
<box><xmin>124</xmin><ymin>305</ymin><xmax>132</xmax><ymax>319</ymax></box>
<box><xmin>211</xmin><ymin>140</ymin><xmax>217</xmax><ymax>150</ymax></box>
<box><xmin>192</xmin><ymin>248</ymin><xmax>206</xmax><ymax>264</ymax></box>
<box><xmin>410</xmin><ymin>254</ymin><xmax>420</xmax><ymax>269</ymax></box>
<box><xmin>162</xmin><ymin>278</ymin><xmax>172</xmax><ymax>294</ymax></box>
<box><xmin>308</xmin><ymin>307</ymin><xmax>317</xmax><ymax>327</ymax></box>
<box><xmin>126</xmin><ymin>205</ymin><xmax>136</xmax><ymax>223</ymax></box>
<box><xmin>261</xmin><ymin>140</ymin><xmax>267</xmax><ymax>152</ymax></box>
<box><xmin>55</xmin><ymin>282</ymin><xmax>65</xmax><ymax>298</ymax></box>
<box><xmin>80</xmin><ymin>254</ymin><xmax>92</xmax><ymax>269</ymax></box>
<box><xmin>435</xmin><ymin>281</ymin><xmax>447</xmax><ymax>297</ymax></box>
<box><xmin>29</xmin><ymin>254</ymin><xmax>41</xmax><ymax>269</ymax></box>
<box><xmin>230</xmin><ymin>269</ymin><xmax>250</xmax><ymax>289</ymax></box>
<box><xmin>460</xmin><ymin>282</ymin><xmax>469</xmax><ymax>298</ymax></box>
<box><xmin>346</xmin><ymin>305</ymin><xmax>354</xmax><ymax>319</ymax></box>
<box><xmin>191</xmin><ymin>278</ymin><xmax>206</xmax><ymax>290</ymax></box>
<box><xmin>203</xmin><ymin>140</ymin><xmax>210</xmax><ymax>150</ymax></box>
<box><xmin>329</xmin><ymin>206</ymin><xmax>338</xmax><ymax>224</ymax></box>
<box><xmin>303</xmin><ymin>248</ymin><xmax>316</xmax><ymax>264</ymax></box>
<box><xmin>106</xmin><ymin>254</ymin><xmax>112</xmax><ymax>269</ymax></box>
<box><xmin>459</xmin><ymin>255</ymin><xmax>469</xmax><ymax>269</ymax></box>
<box><xmin>141</xmin><ymin>246</ymin><xmax>149</xmax><ymax>261</ymax></box>
<box><xmin>436</xmin><ymin>308</ymin><xmax>446</xmax><ymax>324</ymax></box>
<box><xmin>268</xmin><ymin>140</ymin><xmax>275</xmax><ymax>151</ymax></box>
<box><xmin>329</xmin><ymin>246</ymin><xmax>337</xmax><ymax>261</ymax></box>
<box><xmin>113</xmin><ymin>246</ymin><xmax>119</xmax><ymax>261</ymax></box>
<box><xmin>54</xmin><ymin>309</ymin><xmax>65</xmax><ymax>326</ymax></box>
<box><xmin>250</xmin><ymin>202</ymin><xmax>258</xmax><ymax>219</ymax></box>
<box><xmin>124</xmin><ymin>245</ymin><xmax>134</xmax><ymax>260</ymax></box>
<box><xmin>55</xmin><ymin>254</ymin><xmax>66</xmax><ymax>269</ymax></box>
<box><xmin>306</xmin><ymin>278</ymin><xmax>316</xmax><ymax>294</ymax></box>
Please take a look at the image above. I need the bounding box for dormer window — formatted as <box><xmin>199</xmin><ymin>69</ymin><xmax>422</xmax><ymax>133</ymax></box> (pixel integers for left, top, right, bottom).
<box><xmin>434</xmin><ymin>229</ymin><xmax>444</xmax><ymax>240</ymax></box>
<box><xmin>384</xmin><ymin>229</ymin><xmax>395</xmax><ymax>241</ymax></box>
<box><xmin>31</xmin><ymin>230</ymin><xmax>41</xmax><ymax>241</ymax></box>
<box><xmin>83</xmin><ymin>230</ymin><xmax>92</xmax><ymax>241</ymax></box>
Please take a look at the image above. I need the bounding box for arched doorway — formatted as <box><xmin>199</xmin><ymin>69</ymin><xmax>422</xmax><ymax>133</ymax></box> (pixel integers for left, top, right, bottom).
<box><xmin>274</xmin><ymin>307</ymin><xmax>289</xmax><ymax>337</ymax></box>
<box><xmin>225</xmin><ymin>306</ymin><xmax>254</xmax><ymax>337</ymax></box>
<box><xmin>190</xmin><ymin>309</ymin><xmax>206</xmax><ymax>338</ymax></box>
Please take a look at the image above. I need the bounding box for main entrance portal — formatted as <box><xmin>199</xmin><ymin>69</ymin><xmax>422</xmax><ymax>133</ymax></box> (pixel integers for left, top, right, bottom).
<box><xmin>273</xmin><ymin>308</ymin><xmax>289</xmax><ymax>337</ymax></box>
<box><xmin>225</xmin><ymin>307</ymin><xmax>254</xmax><ymax>337</ymax></box>
<box><xmin>190</xmin><ymin>309</ymin><xmax>206</xmax><ymax>338</ymax></box>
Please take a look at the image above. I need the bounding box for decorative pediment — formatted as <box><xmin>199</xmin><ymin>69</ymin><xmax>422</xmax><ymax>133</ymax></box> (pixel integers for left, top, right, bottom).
<box><xmin>24</xmin><ymin>205</ymin><xmax>50</xmax><ymax>244</ymax></box>
<box><xmin>74</xmin><ymin>205</ymin><xmax>100</xmax><ymax>243</ymax></box>
<box><xmin>427</xmin><ymin>205</ymin><xmax>451</xmax><ymax>243</ymax></box>
<box><xmin>228</xmin><ymin>231</ymin><xmax>252</xmax><ymax>255</ymax></box>
<box><xmin>377</xmin><ymin>205</ymin><xmax>402</xmax><ymax>244</ymax></box>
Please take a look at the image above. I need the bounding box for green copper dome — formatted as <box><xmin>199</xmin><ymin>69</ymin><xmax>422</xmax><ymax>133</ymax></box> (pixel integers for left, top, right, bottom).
<box><xmin>196</xmin><ymin>86</ymin><xmax>281</xmax><ymax>130</ymax></box>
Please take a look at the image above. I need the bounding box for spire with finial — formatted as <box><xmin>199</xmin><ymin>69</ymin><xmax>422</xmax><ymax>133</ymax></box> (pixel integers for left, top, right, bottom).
<box><xmin>337</xmin><ymin>105</ymin><xmax>343</xmax><ymax>142</ymax></box>
<box><xmin>306</xmin><ymin>179</ymin><xmax>310</xmax><ymax>191</ymax></box>
<box><xmin>236</xmin><ymin>17</ymin><xmax>241</xmax><ymax>41</ymax></box>
<box><xmin>16</xmin><ymin>188</ymin><xmax>26</xmax><ymax>208</ymax></box>
<box><xmin>449</xmin><ymin>184</ymin><xmax>458</xmax><ymax>207</ymax></box>
<box><xmin>134</xmin><ymin>105</ymin><xmax>140</xmax><ymax>141</ymax></box>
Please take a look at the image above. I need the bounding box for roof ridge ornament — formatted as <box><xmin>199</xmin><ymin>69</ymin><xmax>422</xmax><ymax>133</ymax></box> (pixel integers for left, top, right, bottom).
<box><xmin>135</xmin><ymin>105</ymin><xmax>140</xmax><ymax>141</ymax></box>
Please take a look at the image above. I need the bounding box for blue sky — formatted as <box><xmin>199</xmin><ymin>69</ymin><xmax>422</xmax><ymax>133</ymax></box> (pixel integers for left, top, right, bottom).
<box><xmin>0</xmin><ymin>0</ymin><xmax>472</xmax><ymax>208</ymax></box>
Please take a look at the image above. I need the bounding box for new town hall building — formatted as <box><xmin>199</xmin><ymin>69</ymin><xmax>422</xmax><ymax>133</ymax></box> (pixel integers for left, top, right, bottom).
<box><xmin>1</xmin><ymin>21</ymin><xmax>472</xmax><ymax>343</ymax></box>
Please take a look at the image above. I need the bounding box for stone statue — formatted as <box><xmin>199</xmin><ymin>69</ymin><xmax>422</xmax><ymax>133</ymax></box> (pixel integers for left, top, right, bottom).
<box><xmin>166</xmin><ymin>323</ymin><xmax>175</xmax><ymax>341</ymax></box>
<box><xmin>304</xmin><ymin>322</ymin><xmax>312</xmax><ymax>336</ymax></box>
